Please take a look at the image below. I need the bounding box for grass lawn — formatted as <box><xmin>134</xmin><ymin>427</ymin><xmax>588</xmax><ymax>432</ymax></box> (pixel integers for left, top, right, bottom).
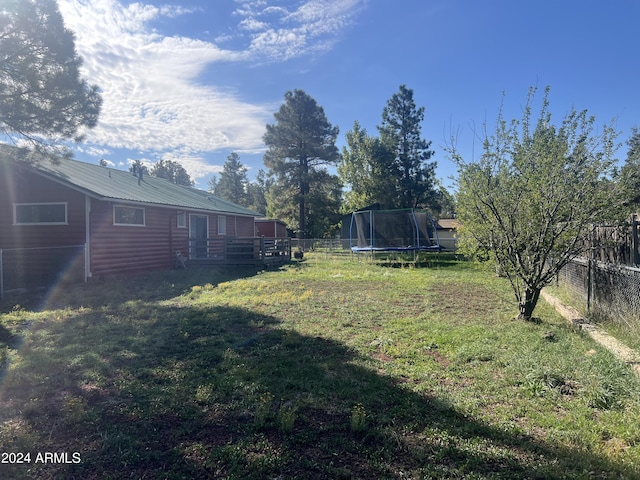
<box><xmin>1</xmin><ymin>253</ymin><xmax>640</xmax><ymax>479</ymax></box>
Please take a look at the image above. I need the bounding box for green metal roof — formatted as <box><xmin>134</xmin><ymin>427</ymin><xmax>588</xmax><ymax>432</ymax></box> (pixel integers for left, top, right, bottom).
<box><xmin>4</xmin><ymin>152</ymin><xmax>259</xmax><ymax>217</ymax></box>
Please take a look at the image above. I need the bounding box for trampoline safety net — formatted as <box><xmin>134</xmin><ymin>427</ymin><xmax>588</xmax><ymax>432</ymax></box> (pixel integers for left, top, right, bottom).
<box><xmin>349</xmin><ymin>209</ymin><xmax>440</xmax><ymax>251</ymax></box>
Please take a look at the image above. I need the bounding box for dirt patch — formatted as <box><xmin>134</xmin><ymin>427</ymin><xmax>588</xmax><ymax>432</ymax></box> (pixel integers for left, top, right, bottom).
<box><xmin>372</xmin><ymin>351</ymin><xmax>393</xmax><ymax>362</ymax></box>
<box><xmin>424</xmin><ymin>350</ymin><xmax>450</xmax><ymax>367</ymax></box>
<box><xmin>541</xmin><ymin>290</ymin><xmax>640</xmax><ymax>377</ymax></box>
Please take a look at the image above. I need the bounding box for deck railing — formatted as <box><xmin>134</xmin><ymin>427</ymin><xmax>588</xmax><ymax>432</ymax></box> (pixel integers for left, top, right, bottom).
<box><xmin>188</xmin><ymin>237</ymin><xmax>291</xmax><ymax>265</ymax></box>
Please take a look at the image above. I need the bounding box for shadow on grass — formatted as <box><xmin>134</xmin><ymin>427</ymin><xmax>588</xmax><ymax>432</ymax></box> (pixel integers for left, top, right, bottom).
<box><xmin>0</xmin><ymin>265</ymin><xmax>270</xmax><ymax>313</ymax></box>
<box><xmin>1</xmin><ymin>301</ymin><xmax>636</xmax><ymax>478</ymax></box>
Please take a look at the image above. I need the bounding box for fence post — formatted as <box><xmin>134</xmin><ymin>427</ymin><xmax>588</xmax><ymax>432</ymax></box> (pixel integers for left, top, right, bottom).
<box><xmin>0</xmin><ymin>249</ymin><xmax>3</xmax><ymax>300</ymax></box>
<box><xmin>632</xmin><ymin>214</ymin><xmax>640</xmax><ymax>266</ymax></box>
<box><xmin>586</xmin><ymin>226</ymin><xmax>595</xmax><ymax>313</ymax></box>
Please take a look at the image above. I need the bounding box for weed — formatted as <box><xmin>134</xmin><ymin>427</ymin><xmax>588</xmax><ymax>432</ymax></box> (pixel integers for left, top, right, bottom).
<box><xmin>350</xmin><ymin>403</ymin><xmax>368</xmax><ymax>432</ymax></box>
<box><xmin>194</xmin><ymin>384</ymin><xmax>214</xmax><ymax>404</ymax></box>
<box><xmin>277</xmin><ymin>402</ymin><xmax>297</xmax><ymax>433</ymax></box>
<box><xmin>62</xmin><ymin>395</ymin><xmax>89</xmax><ymax>425</ymax></box>
<box><xmin>254</xmin><ymin>392</ymin><xmax>274</xmax><ymax>429</ymax></box>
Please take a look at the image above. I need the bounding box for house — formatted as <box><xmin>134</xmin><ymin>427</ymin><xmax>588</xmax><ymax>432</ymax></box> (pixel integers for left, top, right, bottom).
<box><xmin>435</xmin><ymin>218</ymin><xmax>459</xmax><ymax>251</ymax></box>
<box><xmin>0</xmin><ymin>150</ymin><xmax>290</xmax><ymax>292</ymax></box>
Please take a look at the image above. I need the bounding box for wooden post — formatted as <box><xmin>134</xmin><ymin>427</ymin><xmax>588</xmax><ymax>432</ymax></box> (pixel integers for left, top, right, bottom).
<box><xmin>632</xmin><ymin>214</ymin><xmax>640</xmax><ymax>266</ymax></box>
<box><xmin>586</xmin><ymin>226</ymin><xmax>593</xmax><ymax>313</ymax></box>
<box><xmin>260</xmin><ymin>237</ymin><xmax>265</xmax><ymax>264</ymax></box>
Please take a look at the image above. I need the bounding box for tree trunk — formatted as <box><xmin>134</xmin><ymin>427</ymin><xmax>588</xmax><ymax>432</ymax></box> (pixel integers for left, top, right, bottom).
<box><xmin>518</xmin><ymin>287</ymin><xmax>541</xmax><ymax>321</ymax></box>
<box><xmin>299</xmin><ymin>193</ymin><xmax>305</xmax><ymax>239</ymax></box>
<box><xmin>298</xmin><ymin>157</ymin><xmax>308</xmax><ymax>239</ymax></box>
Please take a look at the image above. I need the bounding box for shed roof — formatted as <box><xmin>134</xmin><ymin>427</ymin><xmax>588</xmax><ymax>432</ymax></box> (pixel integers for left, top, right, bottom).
<box><xmin>2</xmin><ymin>150</ymin><xmax>259</xmax><ymax>217</ymax></box>
<box><xmin>436</xmin><ymin>219</ymin><xmax>459</xmax><ymax>230</ymax></box>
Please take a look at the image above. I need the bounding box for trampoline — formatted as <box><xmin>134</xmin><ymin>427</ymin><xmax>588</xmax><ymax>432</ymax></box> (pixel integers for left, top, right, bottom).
<box><xmin>349</xmin><ymin>208</ymin><xmax>440</xmax><ymax>253</ymax></box>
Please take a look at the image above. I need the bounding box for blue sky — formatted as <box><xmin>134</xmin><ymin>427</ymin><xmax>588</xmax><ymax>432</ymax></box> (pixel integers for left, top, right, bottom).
<box><xmin>58</xmin><ymin>0</ymin><xmax>640</xmax><ymax>191</ymax></box>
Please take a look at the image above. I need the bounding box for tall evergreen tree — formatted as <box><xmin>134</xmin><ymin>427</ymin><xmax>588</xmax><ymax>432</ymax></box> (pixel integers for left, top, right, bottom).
<box><xmin>265</xmin><ymin>169</ymin><xmax>341</xmax><ymax>238</ymax></box>
<box><xmin>378</xmin><ymin>85</ymin><xmax>437</xmax><ymax>209</ymax></box>
<box><xmin>150</xmin><ymin>159</ymin><xmax>193</xmax><ymax>186</ymax></box>
<box><xmin>213</xmin><ymin>152</ymin><xmax>249</xmax><ymax>206</ymax></box>
<box><xmin>0</xmin><ymin>0</ymin><xmax>102</xmax><ymax>161</ymax></box>
<box><xmin>263</xmin><ymin>89</ymin><xmax>340</xmax><ymax>238</ymax></box>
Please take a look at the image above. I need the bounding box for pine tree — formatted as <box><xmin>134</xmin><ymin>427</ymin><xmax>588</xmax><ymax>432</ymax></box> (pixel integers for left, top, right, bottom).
<box><xmin>213</xmin><ymin>152</ymin><xmax>249</xmax><ymax>206</ymax></box>
<box><xmin>0</xmin><ymin>0</ymin><xmax>102</xmax><ymax>160</ymax></box>
<box><xmin>150</xmin><ymin>159</ymin><xmax>193</xmax><ymax>186</ymax></box>
<box><xmin>378</xmin><ymin>85</ymin><xmax>436</xmax><ymax>209</ymax></box>
<box><xmin>263</xmin><ymin>90</ymin><xmax>340</xmax><ymax>238</ymax></box>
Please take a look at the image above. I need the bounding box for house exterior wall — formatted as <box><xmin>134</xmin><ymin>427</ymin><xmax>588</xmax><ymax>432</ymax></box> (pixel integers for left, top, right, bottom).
<box><xmin>236</xmin><ymin>216</ymin><xmax>255</xmax><ymax>237</ymax></box>
<box><xmin>0</xmin><ymin>168</ymin><xmax>86</xmax><ymax>249</ymax></box>
<box><xmin>0</xmin><ymin>168</ymin><xmax>88</xmax><ymax>289</ymax></box>
<box><xmin>89</xmin><ymin>206</ymin><xmax>257</xmax><ymax>275</ymax></box>
<box><xmin>255</xmin><ymin>220</ymin><xmax>287</xmax><ymax>237</ymax></box>
<box><xmin>436</xmin><ymin>230</ymin><xmax>457</xmax><ymax>251</ymax></box>
<box><xmin>89</xmin><ymin>199</ymin><xmax>180</xmax><ymax>276</ymax></box>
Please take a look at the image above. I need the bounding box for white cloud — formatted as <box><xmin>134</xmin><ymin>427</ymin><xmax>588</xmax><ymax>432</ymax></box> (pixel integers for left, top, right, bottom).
<box><xmin>59</xmin><ymin>0</ymin><xmax>270</xmax><ymax>156</ymax></box>
<box><xmin>236</xmin><ymin>0</ymin><xmax>367</xmax><ymax>60</ymax></box>
<box><xmin>80</xmin><ymin>146</ymin><xmax>112</xmax><ymax>157</ymax></box>
<box><xmin>57</xmin><ymin>0</ymin><xmax>366</xmax><ymax>176</ymax></box>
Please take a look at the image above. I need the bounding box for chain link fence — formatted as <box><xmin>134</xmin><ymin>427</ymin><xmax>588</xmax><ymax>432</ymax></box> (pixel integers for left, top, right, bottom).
<box><xmin>291</xmin><ymin>239</ymin><xmax>352</xmax><ymax>256</ymax></box>
<box><xmin>0</xmin><ymin>245</ymin><xmax>86</xmax><ymax>299</ymax></box>
<box><xmin>557</xmin><ymin>257</ymin><xmax>640</xmax><ymax>328</ymax></box>
<box><xmin>555</xmin><ymin>216</ymin><xmax>640</xmax><ymax>329</ymax></box>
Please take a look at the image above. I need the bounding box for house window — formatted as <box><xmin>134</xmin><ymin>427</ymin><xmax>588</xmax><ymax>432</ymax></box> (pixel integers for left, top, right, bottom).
<box><xmin>218</xmin><ymin>215</ymin><xmax>226</xmax><ymax>235</ymax></box>
<box><xmin>113</xmin><ymin>205</ymin><xmax>145</xmax><ymax>226</ymax></box>
<box><xmin>13</xmin><ymin>203</ymin><xmax>68</xmax><ymax>225</ymax></box>
<box><xmin>177</xmin><ymin>212</ymin><xmax>186</xmax><ymax>228</ymax></box>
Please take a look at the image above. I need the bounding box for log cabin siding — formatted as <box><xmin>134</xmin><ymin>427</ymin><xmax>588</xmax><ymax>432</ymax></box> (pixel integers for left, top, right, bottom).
<box><xmin>89</xmin><ymin>200</ymin><xmax>180</xmax><ymax>276</ymax></box>
<box><xmin>236</xmin><ymin>216</ymin><xmax>255</xmax><ymax>237</ymax></box>
<box><xmin>0</xmin><ymin>168</ymin><xmax>86</xmax><ymax>249</ymax></box>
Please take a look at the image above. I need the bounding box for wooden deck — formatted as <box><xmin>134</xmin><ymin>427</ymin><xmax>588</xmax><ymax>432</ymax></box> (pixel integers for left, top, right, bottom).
<box><xmin>186</xmin><ymin>237</ymin><xmax>291</xmax><ymax>267</ymax></box>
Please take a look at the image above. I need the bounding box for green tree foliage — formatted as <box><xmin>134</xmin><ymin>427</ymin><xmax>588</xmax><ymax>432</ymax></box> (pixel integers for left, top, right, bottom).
<box><xmin>128</xmin><ymin>159</ymin><xmax>149</xmax><ymax>175</ymax></box>
<box><xmin>263</xmin><ymin>89</ymin><xmax>341</xmax><ymax>238</ymax></box>
<box><xmin>212</xmin><ymin>152</ymin><xmax>249</xmax><ymax>206</ymax></box>
<box><xmin>339</xmin><ymin>86</ymin><xmax>440</xmax><ymax>212</ymax></box>
<box><xmin>0</xmin><ymin>0</ymin><xmax>102</xmax><ymax>160</ymax></box>
<box><xmin>378</xmin><ymin>85</ymin><xmax>437</xmax><ymax>209</ymax></box>
<box><xmin>266</xmin><ymin>169</ymin><xmax>341</xmax><ymax>238</ymax></box>
<box><xmin>246</xmin><ymin>169</ymin><xmax>270</xmax><ymax>216</ymax></box>
<box><xmin>618</xmin><ymin>127</ymin><xmax>640</xmax><ymax>210</ymax></box>
<box><xmin>451</xmin><ymin>87</ymin><xmax>623</xmax><ymax>320</ymax></box>
<box><xmin>338</xmin><ymin>121</ymin><xmax>395</xmax><ymax>212</ymax></box>
<box><xmin>150</xmin><ymin>159</ymin><xmax>193</xmax><ymax>186</ymax></box>
<box><xmin>434</xmin><ymin>182</ymin><xmax>456</xmax><ymax>219</ymax></box>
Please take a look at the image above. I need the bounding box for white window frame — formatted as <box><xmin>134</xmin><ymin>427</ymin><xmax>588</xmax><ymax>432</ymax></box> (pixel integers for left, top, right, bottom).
<box><xmin>113</xmin><ymin>205</ymin><xmax>145</xmax><ymax>226</ymax></box>
<box><xmin>13</xmin><ymin>202</ymin><xmax>68</xmax><ymax>225</ymax></box>
<box><xmin>177</xmin><ymin>212</ymin><xmax>186</xmax><ymax>228</ymax></box>
<box><xmin>217</xmin><ymin>215</ymin><xmax>227</xmax><ymax>235</ymax></box>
